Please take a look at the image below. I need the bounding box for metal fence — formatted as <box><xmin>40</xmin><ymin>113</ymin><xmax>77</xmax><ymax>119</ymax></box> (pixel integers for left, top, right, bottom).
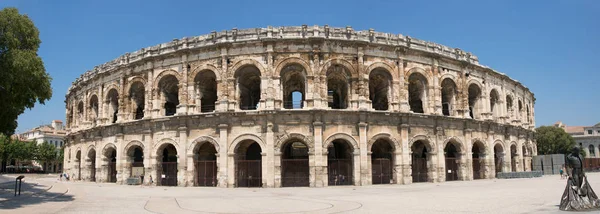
<box><xmin>281</xmin><ymin>159</ymin><xmax>309</xmax><ymax>187</ymax></box>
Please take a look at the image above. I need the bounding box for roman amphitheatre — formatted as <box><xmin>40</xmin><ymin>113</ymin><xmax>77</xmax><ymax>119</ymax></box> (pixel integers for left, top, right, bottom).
<box><xmin>62</xmin><ymin>25</ymin><xmax>536</xmax><ymax>188</ymax></box>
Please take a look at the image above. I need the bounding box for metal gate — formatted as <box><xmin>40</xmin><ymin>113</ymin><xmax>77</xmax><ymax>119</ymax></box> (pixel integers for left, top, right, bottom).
<box><xmin>472</xmin><ymin>158</ymin><xmax>482</xmax><ymax>180</ymax></box>
<box><xmin>495</xmin><ymin>157</ymin><xmax>502</xmax><ymax>174</ymax></box>
<box><xmin>412</xmin><ymin>157</ymin><xmax>428</xmax><ymax>182</ymax></box>
<box><xmin>281</xmin><ymin>159</ymin><xmax>309</xmax><ymax>187</ymax></box>
<box><xmin>90</xmin><ymin>162</ymin><xmax>96</xmax><ymax>182</ymax></box>
<box><xmin>328</xmin><ymin>159</ymin><xmax>352</xmax><ymax>186</ymax></box>
<box><xmin>445</xmin><ymin>158</ymin><xmax>458</xmax><ymax>181</ymax></box>
<box><xmin>372</xmin><ymin>158</ymin><xmax>392</xmax><ymax>184</ymax></box>
<box><xmin>161</xmin><ymin>162</ymin><xmax>177</xmax><ymax>186</ymax></box>
<box><xmin>511</xmin><ymin>157</ymin><xmax>517</xmax><ymax>172</ymax></box>
<box><xmin>195</xmin><ymin>161</ymin><xmax>217</xmax><ymax>187</ymax></box>
<box><xmin>108</xmin><ymin>161</ymin><xmax>117</xmax><ymax>183</ymax></box>
<box><xmin>236</xmin><ymin>160</ymin><xmax>261</xmax><ymax>187</ymax></box>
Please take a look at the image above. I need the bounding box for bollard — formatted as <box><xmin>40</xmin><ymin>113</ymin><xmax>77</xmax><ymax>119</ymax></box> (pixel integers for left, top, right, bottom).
<box><xmin>14</xmin><ymin>175</ymin><xmax>25</xmax><ymax>196</ymax></box>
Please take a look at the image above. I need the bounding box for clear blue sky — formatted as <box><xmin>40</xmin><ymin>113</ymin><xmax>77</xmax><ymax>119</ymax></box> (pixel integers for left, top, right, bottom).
<box><xmin>2</xmin><ymin>0</ymin><xmax>599</xmax><ymax>133</ymax></box>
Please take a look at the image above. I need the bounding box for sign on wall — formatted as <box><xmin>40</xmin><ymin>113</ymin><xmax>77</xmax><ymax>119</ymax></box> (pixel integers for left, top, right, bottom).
<box><xmin>131</xmin><ymin>167</ymin><xmax>144</xmax><ymax>177</ymax></box>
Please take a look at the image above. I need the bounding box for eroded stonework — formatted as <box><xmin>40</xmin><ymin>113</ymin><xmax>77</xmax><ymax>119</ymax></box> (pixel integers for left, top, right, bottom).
<box><xmin>63</xmin><ymin>25</ymin><xmax>536</xmax><ymax>187</ymax></box>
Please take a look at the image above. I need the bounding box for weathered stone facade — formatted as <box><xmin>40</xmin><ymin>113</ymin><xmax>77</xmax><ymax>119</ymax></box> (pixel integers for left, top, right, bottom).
<box><xmin>63</xmin><ymin>25</ymin><xmax>536</xmax><ymax>187</ymax></box>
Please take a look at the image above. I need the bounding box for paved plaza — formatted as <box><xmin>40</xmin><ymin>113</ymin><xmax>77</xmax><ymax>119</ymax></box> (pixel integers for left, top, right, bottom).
<box><xmin>1</xmin><ymin>173</ymin><xmax>600</xmax><ymax>213</ymax></box>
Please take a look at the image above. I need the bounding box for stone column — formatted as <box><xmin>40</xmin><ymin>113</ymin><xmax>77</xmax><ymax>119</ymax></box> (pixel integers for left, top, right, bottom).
<box><xmin>313</xmin><ymin>122</ymin><xmax>324</xmax><ymax>187</ymax></box>
<box><xmin>146</xmin><ymin>131</ymin><xmax>155</xmax><ymax>185</ymax></box>
<box><xmin>265</xmin><ymin>123</ymin><xmax>275</xmax><ymax>187</ymax></box>
<box><xmin>398</xmin><ymin>59</ymin><xmax>409</xmax><ymax>113</ymax></box>
<box><xmin>400</xmin><ymin>124</ymin><xmax>411</xmax><ymax>184</ymax></box>
<box><xmin>358</xmin><ymin>122</ymin><xmax>368</xmax><ymax>185</ymax></box>
<box><xmin>594</xmin><ymin>145</ymin><xmax>599</xmax><ymax>158</ymax></box>
<box><xmin>218</xmin><ymin>124</ymin><xmax>229</xmax><ymax>187</ymax></box>
<box><xmin>464</xmin><ymin>129</ymin><xmax>474</xmax><ymax>180</ymax></box>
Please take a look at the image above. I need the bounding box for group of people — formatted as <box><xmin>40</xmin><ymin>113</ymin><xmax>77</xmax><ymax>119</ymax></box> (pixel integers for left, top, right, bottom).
<box><xmin>59</xmin><ymin>172</ymin><xmax>70</xmax><ymax>181</ymax></box>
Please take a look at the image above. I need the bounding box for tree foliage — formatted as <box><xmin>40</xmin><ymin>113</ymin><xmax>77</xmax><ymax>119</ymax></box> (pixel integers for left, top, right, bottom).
<box><xmin>0</xmin><ymin>7</ymin><xmax>52</xmax><ymax>135</ymax></box>
<box><xmin>536</xmin><ymin>126</ymin><xmax>578</xmax><ymax>155</ymax></box>
<box><xmin>37</xmin><ymin>141</ymin><xmax>57</xmax><ymax>163</ymax></box>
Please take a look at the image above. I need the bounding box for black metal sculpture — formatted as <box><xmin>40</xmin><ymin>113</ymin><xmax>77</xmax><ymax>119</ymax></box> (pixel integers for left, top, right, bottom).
<box><xmin>560</xmin><ymin>146</ymin><xmax>600</xmax><ymax>211</ymax></box>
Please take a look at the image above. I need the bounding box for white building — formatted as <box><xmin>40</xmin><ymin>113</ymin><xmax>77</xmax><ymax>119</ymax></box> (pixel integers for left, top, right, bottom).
<box><xmin>555</xmin><ymin>121</ymin><xmax>600</xmax><ymax>157</ymax></box>
<box><xmin>19</xmin><ymin>120</ymin><xmax>67</xmax><ymax>172</ymax></box>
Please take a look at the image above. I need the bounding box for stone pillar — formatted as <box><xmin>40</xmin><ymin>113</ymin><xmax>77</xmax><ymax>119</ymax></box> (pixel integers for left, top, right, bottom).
<box><xmin>594</xmin><ymin>145</ymin><xmax>599</xmax><ymax>158</ymax></box>
<box><xmin>358</xmin><ymin>122</ymin><xmax>368</xmax><ymax>185</ymax></box>
<box><xmin>313</xmin><ymin>121</ymin><xmax>325</xmax><ymax>187</ymax></box>
<box><xmin>218</xmin><ymin>124</ymin><xmax>229</xmax><ymax>187</ymax></box>
<box><xmin>146</xmin><ymin>131</ymin><xmax>155</xmax><ymax>186</ymax></box>
<box><xmin>464</xmin><ymin>129</ymin><xmax>473</xmax><ymax>180</ymax></box>
<box><xmin>265</xmin><ymin>123</ymin><xmax>275</xmax><ymax>187</ymax></box>
<box><xmin>400</xmin><ymin>124</ymin><xmax>411</xmax><ymax>184</ymax></box>
<box><xmin>398</xmin><ymin>59</ymin><xmax>409</xmax><ymax>113</ymax></box>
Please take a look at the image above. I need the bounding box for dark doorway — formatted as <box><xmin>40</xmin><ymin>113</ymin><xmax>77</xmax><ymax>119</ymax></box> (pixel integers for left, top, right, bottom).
<box><xmin>444</xmin><ymin>142</ymin><xmax>459</xmax><ymax>181</ymax></box>
<box><xmin>281</xmin><ymin>141</ymin><xmax>309</xmax><ymax>187</ymax></box>
<box><xmin>195</xmin><ymin>143</ymin><xmax>217</xmax><ymax>187</ymax></box>
<box><xmin>107</xmin><ymin>148</ymin><xmax>117</xmax><ymax>183</ymax></box>
<box><xmin>160</xmin><ymin>144</ymin><xmax>178</xmax><ymax>186</ymax></box>
<box><xmin>76</xmin><ymin>150</ymin><xmax>81</xmax><ymax>180</ymax></box>
<box><xmin>88</xmin><ymin>149</ymin><xmax>96</xmax><ymax>182</ymax></box>
<box><xmin>472</xmin><ymin>142</ymin><xmax>485</xmax><ymax>180</ymax></box>
<box><xmin>129</xmin><ymin>146</ymin><xmax>144</xmax><ymax>181</ymax></box>
<box><xmin>235</xmin><ymin>66</ymin><xmax>261</xmax><ymax>110</ymax></box>
<box><xmin>511</xmin><ymin>144</ymin><xmax>517</xmax><ymax>172</ymax></box>
<box><xmin>327</xmin><ymin>139</ymin><xmax>353</xmax><ymax>186</ymax></box>
<box><xmin>371</xmin><ymin>139</ymin><xmax>394</xmax><ymax>184</ymax></box>
<box><xmin>236</xmin><ymin>140</ymin><xmax>262</xmax><ymax>187</ymax></box>
<box><xmin>494</xmin><ymin>144</ymin><xmax>504</xmax><ymax>175</ymax></box>
<box><xmin>411</xmin><ymin>140</ymin><xmax>429</xmax><ymax>183</ymax></box>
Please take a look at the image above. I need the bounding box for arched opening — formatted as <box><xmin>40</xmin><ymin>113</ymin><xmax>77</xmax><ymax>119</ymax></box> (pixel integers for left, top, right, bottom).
<box><xmin>159</xmin><ymin>144</ymin><xmax>178</xmax><ymax>186</ymax></box>
<box><xmin>77</xmin><ymin>101</ymin><xmax>84</xmax><ymax>124</ymax></box>
<box><xmin>67</xmin><ymin>106</ymin><xmax>73</xmax><ymax>128</ymax></box>
<box><xmin>494</xmin><ymin>144</ymin><xmax>504</xmax><ymax>175</ymax></box>
<box><xmin>444</xmin><ymin>142</ymin><xmax>461</xmax><ymax>181</ymax></box>
<box><xmin>106</xmin><ymin>89</ymin><xmax>119</xmax><ymax>123</ymax></box>
<box><xmin>327</xmin><ymin>139</ymin><xmax>354</xmax><ymax>186</ymax></box>
<box><xmin>281</xmin><ymin>64</ymin><xmax>306</xmax><ymax>109</ymax></box>
<box><xmin>129</xmin><ymin>82</ymin><xmax>145</xmax><ymax>120</ymax></box>
<box><xmin>194</xmin><ymin>70</ymin><xmax>218</xmax><ymax>112</ymax></box>
<box><xmin>281</xmin><ymin>141</ymin><xmax>309</xmax><ymax>187</ymax></box>
<box><xmin>326</xmin><ymin>65</ymin><xmax>350</xmax><ymax>109</ymax></box>
<box><xmin>510</xmin><ymin>144</ymin><xmax>517</xmax><ymax>172</ymax></box>
<box><xmin>518</xmin><ymin>100</ymin><xmax>523</xmax><ymax>121</ymax></box>
<box><xmin>506</xmin><ymin>95</ymin><xmax>513</xmax><ymax>119</ymax></box>
<box><xmin>235</xmin><ymin>65</ymin><xmax>261</xmax><ymax>110</ymax></box>
<box><xmin>89</xmin><ymin>95</ymin><xmax>99</xmax><ymax>120</ymax></box>
<box><xmin>158</xmin><ymin>75</ymin><xmax>179</xmax><ymax>116</ymax></box>
<box><xmin>371</xmin><ymin>139</ymin><xmax>394</xmax><ymax>184</ymax></box>
<box><xmin>194</xmin><ymin>142</ymin><xmax>217</xmax><ymax>186</ymax></box>
<box><xmin>105</xmin><ymin>148</ymin><xmax>117</xmax><ymax>183</ymax></box>
<box><xmin>472</xmin><ymin>141</ymin><xmax>485</xmax><ymax>180</ymax></box>
<box><xmin>589</xmin><ymin>145</ymin><xmax>596</xmax><ymax>157</ymax></box>
<box><xmin>441</xmin><ymin>78</ymin><xmax>457</xmax><ymax>116</ymax></box>
<box><xmin>411</xmin><ymin>140</ymin><xmax>429</xmax><ymax>183</ymax></box>
<box><xmin>235</xmin><ymin>140</ymin><xmax>262</xmax><ymax>187</ymax></box>
<box><xmin>76</xmin><ymin>150</ymin><xmax>81</xmax><ymax>180</ymax></box>
<box><xmin>468</xmin><ymin>84</ymin><xmax>481</xmax><ymax>119</ymax></box>
<box><xmin>127</xmin><ymin>146</ymin><xmax>144</xmax><ymax>182</ymax></box>
<box><xmin>490</xmin><ymin>89</ymin><xmax>499</xmax><ymax>119</ymax></box>
<box><xmin>408</xmin><ymin>73</ymin><xmax>428</xmax><ymax>113</ymax></box>
<box><xmin>526</xmin><ymin>105</ymin><xmax>531</xmax><ymax>124</ymax></box>
<box><xmin>369</xmin><ymin>69</ymin><xmax>391</xmax><ymax>110</ymax></box>
<box><xmin>87</xmin><ymin>149</ymin><xmax>96</xmax><ymax>182</ymax></box>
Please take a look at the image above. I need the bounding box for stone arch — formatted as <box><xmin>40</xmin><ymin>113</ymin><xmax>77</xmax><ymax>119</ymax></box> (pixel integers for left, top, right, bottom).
<box><xmin>275</xmin><ymin>132</ymin><xmax>314</xmax><ymax>154</ymax></box>
<box><xmin>124</xmin><ymin>140</ymin><xmax>145</xmax><ymax>156</ymax></box>
<box><xmin>319</xmin><ymin>58</ymin><xmax>357</xmax><ymax>78</ymax></box>
<box><xmin>323</xmin><ymin>133</ymin><xmax>359</xmax><ymax>152</ymax></box>
<box><xmin>125</xmin><ymin>76</ymin><xmax>147</xmax><ymax>94</ymax></box>
<box><xmin>86</xmin><ymin>144</ymin><xmax>97</xmax><ymax>160</ymax></box>
<box><xmin>153</xmin><ymin>69</ymin><xmax>182</xmax><ymax>90</ymax></box>
<box><xmin>103</xmin><ymin>83</ymin><xmax>120</xmax><ymax>97</ymax></box>
<box><xmin>229</xmin><ymin>59</ymin><xmax>267</xmax><ymax>78</ymax></box>
<box><xmin>408</xmin><ymin>135</ymin><xmax>435</xmax><ymax>153</ymax></box>
<box><xmin>229</xmin><ymin>134</ymin><xmax>266</xmax><ymax>155</ymax></box>
<box><xmin>405</xmin><ymin>67</ymin><xmax>432</xmax><ymax>84</ymax></box>
<box><xmin>275</xmin><ymin>57</ymin><xmax>313</xmax><ymax>77</ymax></box>
<box><xmin>439</xmin><ymin>74</ymin><xmax>459</xmax><ymax>86</ymax></box>
<box><xmin>189</xmin><ymin>64</ymin><xmax>222</xmax><ymax>82</ymax></box>
<box><xmin>494</xmin><ymin>140</ymin><xmax>505</xmax><ymax>151</ymax></box>
<box><xmin>442</xmin><ymin>137</ymin><xmax>465</xmax><ymax>152</ymax></box>
<box><xmin>102</xmin><ymin>143</ymin><xmax>117</xmax><ymax>157</ymax></box>
<box><xmin>187</xmin><ymin>136</ymin><xmax>220</xmax><ymax>155</ymax></box>
<box><xmin>471</xmin><ymin>139</ymin><xmax>488</xmax><ymax>154</ymax></box>
<box><xmin>466</xmin><ymin>79</ymin><xmax>484</xmax><ymax>92</ymax></box>
<box><xmin>367</xmin><ymin>133</ymin><xmax>401</xmax><ymax>152</ymax></box>
<box><xmin>75</xmin><ymin>147</ymin><xmax>82</xmax><ymax>160</ymax></box>
<box><xmin>154</xmin><ymin>138</ymin><xmax>180</xmax><ymax>156</ymax></box>
<box><xmin>365</xmin><ymin>61</ymin><xmax>398</xmax><ymax>81</ymax></box>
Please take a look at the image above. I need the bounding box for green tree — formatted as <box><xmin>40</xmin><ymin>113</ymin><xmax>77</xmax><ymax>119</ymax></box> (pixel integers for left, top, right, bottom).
<box><xmin>0</xmin><ymin>7</ymin><xmax>52</xmax><ymax>135</ymax></box>
<box><xmin>536</xmin><ymin>126</ymin><xmax>579</xmax><ymax>155</ymax></box>
<box><xmin>36</xmin><ymin>141</ymin><xmax>57</xmax><ymax>171</ymax></box>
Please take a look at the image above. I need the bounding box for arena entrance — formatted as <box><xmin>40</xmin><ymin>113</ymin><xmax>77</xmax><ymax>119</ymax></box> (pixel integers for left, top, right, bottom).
<box><xmin>494</xmin><ymin>143</ymin><xmax>504</xmax><ymax>175</ymax></box>
<box><xmin>472</xmin><ymin>141</ymin><xmax>485</xmax><ymax>180</ymax></box>
<box><xmin>510</xmin><ymin>144</ymin><xmax>517</xmax><ymax>172</ymax></box>
<box><xmin>371</xmin><ymin>139</ymin><xmax>394</xmax><ymax>184</ymax></box>
<box><xmin>444</xmin><ymin>142</ymin><xmax>460</xmax><ymax>181</ymax></box>
<box><xmin>281</xmin><ymin>141</ymin><xmax>309</xmax><ymax>187</ymax></box>
<box><xmin>88</xmin><ymin>149</ymin><xmax>96</xmax><ymax>182</ymax></box>
<box><xmin>327</xmin><ymin>139</ymin><xmax>353</xmax><ymax>186</ymax></box>
<box><xmin>235</xmin><ymin>140</ymin><xmax>262</xmax><ymax>187</ymax></box>
<box><xmin>106</xmin><ymin>148</ymin><xmax>117</xmax><ymax>183</ymax></box>
<box><xmin>411</xmin><ymin>140</ymin><xmax>429</xmax><ymax>183</ymax></box>
<box><xmin>159</xmin><ymin>144</ymin><xmax>178</xmax><ymax>186</ymax></box>
<box><xmin>76</xmin><ymin>150</ymin><xmax>81</xmax><ymax>180</ymax></box>
<box><xmin>194</xmin><ymin>142</ymin><xmax>217</xmax><ymax>187</ymax></box>
<box><xmin>128</xmin><ymin>146</ymin><xmax>144</xmax><ymax>181</ymax></box>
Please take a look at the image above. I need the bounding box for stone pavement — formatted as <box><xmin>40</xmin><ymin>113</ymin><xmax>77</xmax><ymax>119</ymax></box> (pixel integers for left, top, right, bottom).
<box><xmin>2</xmin><ymin>173</ymin><xmax>600</xmax><ymax>214</ymax></box>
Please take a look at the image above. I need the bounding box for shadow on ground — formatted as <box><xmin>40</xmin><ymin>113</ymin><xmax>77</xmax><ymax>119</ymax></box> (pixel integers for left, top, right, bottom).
<box><xmin>0</xmin><ymin>174</ymin><xmax>73</xmax><ymax>210</ymax></box>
